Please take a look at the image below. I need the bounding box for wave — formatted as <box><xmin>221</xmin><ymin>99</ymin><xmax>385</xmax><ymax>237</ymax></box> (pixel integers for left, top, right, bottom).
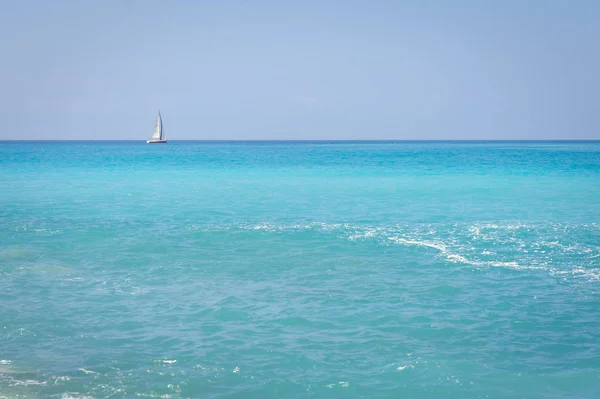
<box><xmin>6</xmin><ymin>219</ymin><xmax>598</xmax><ymax>282</ymax></box>
<box><xmin>215</xmin><ymin>221</ymin><xmax>600</xmax><ymax>282</ymax></box>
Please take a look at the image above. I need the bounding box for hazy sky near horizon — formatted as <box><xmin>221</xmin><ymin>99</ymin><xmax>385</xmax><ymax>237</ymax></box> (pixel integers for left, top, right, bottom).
<box><xmin>1</xmin><ymin>0</ymin><xmax>599</xmax><ymax>140</ymax></box>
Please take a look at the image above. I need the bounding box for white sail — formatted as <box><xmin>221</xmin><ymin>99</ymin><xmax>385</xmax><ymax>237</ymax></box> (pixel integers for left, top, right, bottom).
<box><xmin>150</xmin><ymin>112</ymin><xmax>163</xmax><ymax>140</ymax></box>
<box><xmin>147</xmin><ymin>111</ymin><xmax>167</xmax><ymax>143</ymax></box>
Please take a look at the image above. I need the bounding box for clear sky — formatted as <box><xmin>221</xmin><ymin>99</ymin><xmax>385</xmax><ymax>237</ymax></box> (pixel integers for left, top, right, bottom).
<box><xmin>1</xmin><ymin>0</ymin><xmax>599</xmax><ymax>140</ymax></box>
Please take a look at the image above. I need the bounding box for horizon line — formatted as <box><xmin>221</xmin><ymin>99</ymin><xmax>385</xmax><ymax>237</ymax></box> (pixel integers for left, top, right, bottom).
<box><xmin>2</xmin><ymin>139</ymin><xmax>599</xmax><ymax>142</ymax></box>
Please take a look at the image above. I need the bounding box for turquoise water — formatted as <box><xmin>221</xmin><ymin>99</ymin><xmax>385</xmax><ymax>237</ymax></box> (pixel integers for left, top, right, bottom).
<box><xmin>1</xmin><ymin>141</ymin><xmax>599</xmax><ymax>399</ymax></box>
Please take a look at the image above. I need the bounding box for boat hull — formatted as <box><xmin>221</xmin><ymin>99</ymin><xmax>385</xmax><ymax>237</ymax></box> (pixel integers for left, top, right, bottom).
<box><xmin>146</xmin><ymin>140</ymin><xmax>167</xmax><ymax>144</ymax></box>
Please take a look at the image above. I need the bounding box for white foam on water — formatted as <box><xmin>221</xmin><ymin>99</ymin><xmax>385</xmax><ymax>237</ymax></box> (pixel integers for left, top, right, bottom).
<box><xmin>251</xmin><ymin>223</ymin><xmax>273</xmax><ymax>231</ymax></box>
<box><xmin>362</xmin><ymin>229</ymin><xmax>378</xmax><ymax>238</ymax></box>
<box><xmin>551</xmin><ymin>267</ymin><xmax>600</xmax><ymax>281</ymax></box>
<box><xmin>33</xmin><ymin>228</ymin><xmax>62</xmax><ymax>234</ymax></box>
<box><xmin>154</xmin><ymin>359</ymin><xmax>176</xmax><ymax>364</ymax></box>
<box><xmin>241</xmin><ymin>221</ymin><xmax>348</xmax><ymax>232</ymax></box>
<box><xmin>11</xmin><ymin>379</ymin><xmax>46</xmax><ymax>386</ymax></box>
<box><xmin>205</xmin><ymin>221</ymin><xmax>600</xmax><ymax>283</ymax></box>
<box><xmin>61</xmin><ymin>394</ymin><xmax>94</xmax><ymax>399</ymax></box>
<box><xmin>167</xmin><ymin>383</ymin><xmax>181</xmax><ymax>393</ymax></box>
<box><xmin>388</xmin><ymin>236</ymin><xmax>473</xmax><ymax>264</ymax></box>
<box><xmin>381</xmin><ymin>224</ymin><xmax>600</xmax><ymax>282</ymax></box>
<box><xmin>387</xmin><ymin>237</ymin><xmax>448</xmax><ymax>253</ymax></box>
<box><xmin>54</xmin><ymin>376</ymin><xmax>71</xmax><ymax>385</ymax></box>
<box><xmin>78</xmin><ymin>368</ymin><xmax>99</xmax><ymax>375</ymax></box>
<box><xmin>327</xmin><ymin>381</ymin><xmax>349</xmax><ymax>388</ymax></box>
<box><xmin>446</xmin><ymin>253</ymin><xmax>469</xmax><ymax>263</ymax></box>
<box><xmin>486</xmin><ymin>261</ymin><xmax>524</xmax><ymax>269</ymax></box>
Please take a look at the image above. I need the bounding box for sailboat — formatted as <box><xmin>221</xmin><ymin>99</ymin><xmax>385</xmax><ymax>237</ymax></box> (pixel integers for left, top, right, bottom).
<box><xmin>146</xmin><ymin>111</ymin><xmax>167</xmax><ymax>144</ymax></box>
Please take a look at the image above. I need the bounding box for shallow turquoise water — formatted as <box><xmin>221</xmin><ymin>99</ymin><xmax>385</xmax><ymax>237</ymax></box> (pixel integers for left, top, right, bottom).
<box><xmin>1</xmin><ymin>141</ymin><xmax>599</xmax><ymax>398</ymax></box>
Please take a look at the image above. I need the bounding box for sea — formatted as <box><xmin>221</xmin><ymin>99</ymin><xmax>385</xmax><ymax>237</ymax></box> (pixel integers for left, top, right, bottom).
<box><xmin>1</xmin><ymin>140</ymin><xmax>599</xmax><ymax>399</ymax></box>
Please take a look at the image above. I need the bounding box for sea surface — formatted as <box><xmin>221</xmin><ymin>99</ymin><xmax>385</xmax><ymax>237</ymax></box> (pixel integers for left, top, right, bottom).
<box><xmin>1</xmin><ymin>140</ymin><xmax>599</xmax><ymax>399</ymax></box>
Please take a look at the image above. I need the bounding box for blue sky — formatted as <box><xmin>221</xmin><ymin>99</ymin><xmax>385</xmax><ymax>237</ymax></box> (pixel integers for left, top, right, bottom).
<box><xmin>1</xmin><ymin>0</ymin><xmax>599</xmax><ymax>140</ymax></box>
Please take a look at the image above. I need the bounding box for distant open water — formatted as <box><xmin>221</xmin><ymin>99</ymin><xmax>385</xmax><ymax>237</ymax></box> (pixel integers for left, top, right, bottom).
<box><xmin>1</xmin><ymin>141</ymin><xmax>599</xmax><ymax>399</ymax></box>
